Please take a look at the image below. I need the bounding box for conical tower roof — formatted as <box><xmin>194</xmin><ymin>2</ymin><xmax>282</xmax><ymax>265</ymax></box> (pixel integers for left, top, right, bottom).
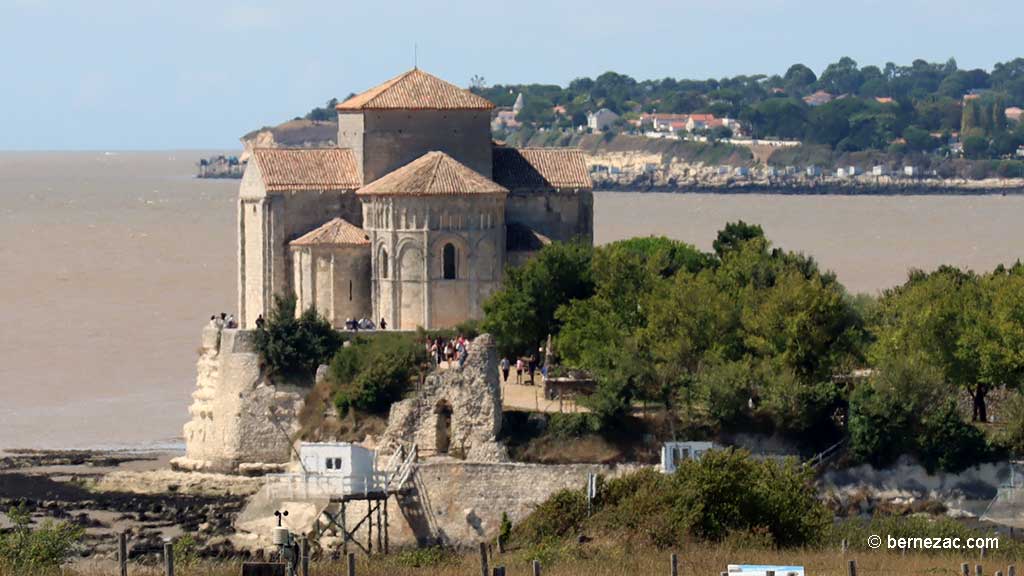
<box><xmin>356</xmin><ymin>151</ymin><xmax>507</xmax><ymax>197</ymax></box>
<box><xmin>336</xmin><ymin>69</ymin><xmax>494</xmax><ymax>111</ymax></box>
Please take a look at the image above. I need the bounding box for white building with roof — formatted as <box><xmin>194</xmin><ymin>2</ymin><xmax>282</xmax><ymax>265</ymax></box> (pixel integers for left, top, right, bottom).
<box><xmin>586</xmin><ymin>108</ymin><xmax>620</xmax><ymax>131</ymax></box>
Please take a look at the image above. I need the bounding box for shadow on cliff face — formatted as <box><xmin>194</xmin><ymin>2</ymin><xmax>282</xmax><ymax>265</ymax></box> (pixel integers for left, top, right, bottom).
<box><xmin>498</xmin><ymin>412</ymin><xmax>660</xmax><ymax>465</ymax></box>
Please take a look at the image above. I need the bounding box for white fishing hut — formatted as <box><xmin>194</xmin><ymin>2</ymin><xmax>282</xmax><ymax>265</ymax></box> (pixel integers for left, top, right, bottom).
<box><xmin>660</xmin><ymin>441</ymin><xmax>715</xmax><ymax>473</ymax></box>
<box><xmin>300</xmin><ymin>443</ymin><xmax>377</xmax><ymax>480</ymax></box>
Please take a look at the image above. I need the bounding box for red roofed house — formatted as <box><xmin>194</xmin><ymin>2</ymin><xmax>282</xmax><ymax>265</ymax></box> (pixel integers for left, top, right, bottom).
<box><xmin>803</xmin><ymin>90</ymin><xmax>835</xmax><ymax>107</ymax></box>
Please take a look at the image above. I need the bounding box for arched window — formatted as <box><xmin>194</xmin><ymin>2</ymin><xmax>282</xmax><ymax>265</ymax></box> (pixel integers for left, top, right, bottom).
<box><xmin>442</xmin><ymin>243</ymin><xmax>457</xmax><ymax>280</ymax></box>
<box><xmin>380</xmin><ymin>249</ymin><xmax>389</xmax><ymax>279</ymax></box>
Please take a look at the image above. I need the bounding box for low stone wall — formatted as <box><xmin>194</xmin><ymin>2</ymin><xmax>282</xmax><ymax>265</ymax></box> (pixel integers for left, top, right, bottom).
<box><xmin>233</xmin><ymin>459</ymin><xmax>646</xmax><ymax>550</ymax></box>
<box><xmin>384</xmin><ymin>459</ymin><xmax>643</xmax><ymax>547</ymax></box>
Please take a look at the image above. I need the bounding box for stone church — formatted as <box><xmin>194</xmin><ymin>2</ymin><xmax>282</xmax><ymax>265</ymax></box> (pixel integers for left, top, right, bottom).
<box><xmin>238</xmin><ymin>69</ymin><xmax>593</xmax><ymax>330</ymax></box>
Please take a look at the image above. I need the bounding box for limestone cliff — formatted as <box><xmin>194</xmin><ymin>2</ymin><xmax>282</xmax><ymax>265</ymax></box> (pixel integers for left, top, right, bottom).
<box><xmin>239</xmin><ymin>119</ymin><xmax>337</xmax><ymax>162</ymax></box>
<box><xmin>171</xmin><ymin>328</ymin><xmax>306</xmax><ymax>475</ymax></box>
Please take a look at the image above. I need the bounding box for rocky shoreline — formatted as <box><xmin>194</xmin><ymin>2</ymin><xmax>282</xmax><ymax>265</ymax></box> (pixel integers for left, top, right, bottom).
<box><xmin>0</xmin><ymin>450</ymin><xmax>256</xmax><ymax>563</ymax></box>
<box><xmin>595</xmin><ymin>180</ymin><xmax>1024</xmax><ymax>195</ymax></box>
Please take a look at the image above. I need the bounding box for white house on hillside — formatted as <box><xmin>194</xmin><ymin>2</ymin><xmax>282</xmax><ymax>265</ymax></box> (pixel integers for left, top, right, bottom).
<box><xmin>587</xmin><ymin>108</ymin><xmax>620</xmax><ymax>131</ymax></box>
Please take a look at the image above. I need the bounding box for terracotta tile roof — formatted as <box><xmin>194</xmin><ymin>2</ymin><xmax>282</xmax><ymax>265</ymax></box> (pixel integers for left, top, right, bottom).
<box><xmin>356</xmin><ymin>151</ymin><xmax>507</xmax><ymax>197</ymax></box>
<box><xmin>336</xmin><ymin>69</ymin><xmax>494</xmax><ymax>111</ymax></box>
<box><xmin>506</xmin><ymin>222</ymin><xmax>551</xmax><ymax>252</ymax></box>
<box><xmin>492</xmin><ymin>147</ymin><xmax>592</xmax><ymax>191</ymax></box>
<box><xmin>253</xmin><ymin>148</ymin><xmax>361</xmax><ymax>191</ymax></box>
<box><xmin>290</xmin><ymin>217</ymin><xmax>370</xmax><ymax>247</ymax></box>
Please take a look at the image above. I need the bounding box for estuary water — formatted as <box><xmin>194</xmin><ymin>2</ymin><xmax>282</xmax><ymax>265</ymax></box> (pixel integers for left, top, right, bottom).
<box><xmin>3</xmin><ymin>151</ymin><xmax>1024</xmax><ymax>449</ymax></box>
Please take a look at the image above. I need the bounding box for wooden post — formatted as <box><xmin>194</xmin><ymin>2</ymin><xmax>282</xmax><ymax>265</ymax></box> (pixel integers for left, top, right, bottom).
<box><xmin>533</xmin><ymin>559</ymin><xmax>542</xmax><ymax>576</ymax></box>
<box><xmin>983</xmin><ymin>547</ymin><xmax>989</xmax><ymax>560</ymax></box>
<box><xmin>848</xmin><ymin>559</ymin><xmax>857</xmax><ymax>576</ymax></box>
<box><xmin>367</xmin><ymin>499</ymin><xmax>373</xmax><ymax>555</ymax></box>
<box><xmin>383</xmin><ymin>497</ymin><xmax>389</xmax><ymax>555</ymax></box>
<box><xmin>118</xmin><ymin>532</ymin><xmax>128</xmax><ymax>576</ymax></box>
<box><xmin>497</xmin><ymin>532</ymin><xmax>505</xmax><ymax>554</ymax></box>
<box><xmin>164</xmin><ymin>542</ymin><xmax>174</xmax><ymax>576</ymax></box>
<box><xmin>493</xmin><ymin>567</ymin><xmax>505</xmax><ymax>576</ymax></box>
<box><xmin>997</xmin><ymin>571</ymin><xmax>1004</xmax><ymax>576</ymax></box>
<box><xmin>347</xmin><ymin>552</ymin><xmax>356</xmax><ymax>576</ymax></box>
<box><xmin>978</xmin><ymin>564</ymin><xmax>984</xmax><ymax>576</ymax></box>
<box><xmin>767</xmin><ymin>571</ymin><xmax>775</xmax><ymax>576</ymax></box>
<box><xmin>341</xmin><ymin>501</ymin><xmax>348</xmax><ymax>557</ymax></box>
<box><xmin>1008</xmin><ymin>565</ymin><xmax>1016</xmax><ymax>576</ymax></box>
<box><xmin>964</xmin><ymin>563</ymin><xmax>972</xmax><ymax>576</ymax></box>
<box><xmin>842</xmin><ymin>539</ymin><xmax>848</xmax><ymax>554</ymax></box>
<box><xmin>479</xmin><ymin>542</ymin><xmax>490</xmax><ymax>576</ymax></box>
<box><xmin>375</xmin><ymin>503</ymin><xmax>382</xmax><ymax>555</ymax></box>
<box><xmin>300</xmin><ymin>537</ymin><xmax>309</xmax><ymax>576</ymax></box>
<box><xmin>670</xmin><ymin>553</ymin><xmax>678</xmax><ymax>576</ymax></box>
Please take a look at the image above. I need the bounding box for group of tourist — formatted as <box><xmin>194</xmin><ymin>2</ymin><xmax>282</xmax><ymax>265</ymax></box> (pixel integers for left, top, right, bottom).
<box><xmin>344</xmin><ymin>317</ymin><xmax>376</xmax><ymax>331</ymax></box>
<box><xmin>499</xmin><ymin>353</ymin><xmax>541</xmax><ymax>385</ymax></box>
<box><xmin>208</xmin><ymin>312</ymin><xmax>238</xmax><ymax>330</ymax></box>
<box><xmin>427</xmin><ymin>335</ymin><xmax>470</xmax><ymax>369</ymax></box>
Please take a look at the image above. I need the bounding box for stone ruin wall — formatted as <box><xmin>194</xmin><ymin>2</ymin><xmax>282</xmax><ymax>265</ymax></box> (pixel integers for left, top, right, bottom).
<box><xmin>337</xmin><ymin>460</ymin><xmax>645</xmax><ymax>549</ymax></box>
<box><xmin>379</xmin><ymin>334</ymin><xmax>505</xmax><ymax>461</ymax></box>
<box><xmin>171</xmin><ymin>327</ymin><xmax>305</xmax><ymax>475</ymax></box>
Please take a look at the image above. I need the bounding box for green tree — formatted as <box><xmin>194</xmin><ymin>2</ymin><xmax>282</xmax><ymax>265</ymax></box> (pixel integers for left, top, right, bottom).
<box><xmin>818</xmin><ymin>57</ymin><xmax>865</xmax><ymax>95</ymax></box>
<box><xmin>871</xmin><ymin>266</ymin><xmax>1024</xmax><ymax>423</ymax></box>
<box><xmin>903</xmin><ymin>125</ymin><xmax>937</xmax><ymax>152</ymax></box>
<box><xmin>255</xmin><ymin>294</ymin><xmax>343</xmax><ymax>383</ymax></box>
<box><xmin>962</xmin><ymin>132</ymin><xmax>990</xmax><ymax>159</ymax></box>
<box><xmin>786</xmin><ymin>63</ymin><xmax>819</xmax><ymax>92</ymax></box>
<box><xmin>848</xmin><ymin>354</ymin><xmax>950</xmax><ymax>467</ymax></box>
<box><xmin>712</xmin><ymin>220</ymin><xmax>765</xmax><ymax>259</ymax></box>
<box><xmin>482</xmin><ymin>241</ymin><xmax>595</xmax><ymax>357</ymax></box>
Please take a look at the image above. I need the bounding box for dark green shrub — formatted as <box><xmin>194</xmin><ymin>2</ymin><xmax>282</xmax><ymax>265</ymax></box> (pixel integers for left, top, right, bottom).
<box><xmin>514</xmin><ymin>449</ymin><xmax>829</xmax><ymax>549</ymax></box>
<box><xmin>0</xmin><ymin>505</ymin><xmax>83</xmax><ymax>572</ymax></box>
<box><xmin>255</xmin><ymin>295</ymin><xmax>342</xmax><ymax>383</ymax></box>
<box><xmin>172</xmin><ymin>534</ymin><xmax>200</xmax><ymax>567</ymax></box>
<box><xmin>513</xmin><ymin>489</ymin><xmax>589</xmax><ymax>545</ymax></box>
<box><xmin>916</xmin><ymin>400</ymin><xmax>991</xmax><ymax>473</ymax></box>
<box><xmin>330</xmin><ymin>333</ymin><xmax>426</xmax><ymax>414</ymax></box>
<box><xmin>848</xmin><ymin>383</ymin><xmax>914</xmax><ymax>467</ymax></box>
<box><xmin>547</xmin><ymin>413</ymin><xmax>601</xmax><ymax>439</ymax></box>
<box><xmin>499</xmin><ymin>512</ymin><xmax>513</xmax><ymax>548</ymax></box>
<box><xmin>393</xmin><ymin>546</ymin><xmax>456</xmax><ymax>567</ymax></box>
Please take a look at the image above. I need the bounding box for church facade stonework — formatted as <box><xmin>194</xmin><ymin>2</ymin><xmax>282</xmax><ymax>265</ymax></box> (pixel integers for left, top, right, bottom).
<box><xmin>237</xmin><ymin>68</ymin><xmax>593</xmax><ymax>330</ymax></box>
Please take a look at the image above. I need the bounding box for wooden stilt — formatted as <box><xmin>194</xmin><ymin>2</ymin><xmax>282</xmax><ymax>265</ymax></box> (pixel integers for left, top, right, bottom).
<box><xmin>375</xmin><ymin>502</ymin><xmax>382</xmax><ymax>553</ymax></box>
<box><xmin>367</xmin><ymin>499</ymin><xmax>373</xmax><ymax>555</ymax></box>
<box><xmin>342</xmin><ymin>501</ymin><xmax>348</xmax><ymax>557</ymax></box>
<box><xmin>383</xmin><ymin>498</ymin><xmax>389</xmax><ymax>555</ymax></box>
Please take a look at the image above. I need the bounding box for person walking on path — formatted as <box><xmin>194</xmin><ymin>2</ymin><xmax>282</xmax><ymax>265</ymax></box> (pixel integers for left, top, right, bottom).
<box><xmin>500</xmin><ymin>357</ymin><xmax>510</xmax><ymax>383</ymax></box>
<box><xmin>515</xmin><ymin>358</ymin><xmax>524</xmax><ymax>384</ymax></box>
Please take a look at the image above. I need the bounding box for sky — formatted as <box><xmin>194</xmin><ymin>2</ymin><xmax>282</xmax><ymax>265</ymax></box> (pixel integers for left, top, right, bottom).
<box><xmin>2</xmin><ymin>0</ymin><xmax>1022</xmax><ymax>150</ymax></box>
